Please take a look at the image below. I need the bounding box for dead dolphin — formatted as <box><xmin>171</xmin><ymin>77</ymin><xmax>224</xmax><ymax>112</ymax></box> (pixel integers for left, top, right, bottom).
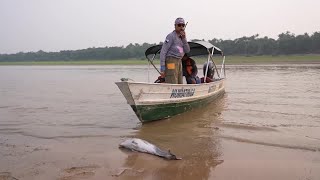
<box><xmin>119</xmin><ymin>138</ymin><xmax>181</xmax><ymax>160</ymax></box>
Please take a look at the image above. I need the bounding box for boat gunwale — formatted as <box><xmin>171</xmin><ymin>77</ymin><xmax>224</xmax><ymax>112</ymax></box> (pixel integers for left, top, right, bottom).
<box><xmin>115</xmin><ymin>78</ymin><xmax>225</xmax><ymax>86</ymax></box>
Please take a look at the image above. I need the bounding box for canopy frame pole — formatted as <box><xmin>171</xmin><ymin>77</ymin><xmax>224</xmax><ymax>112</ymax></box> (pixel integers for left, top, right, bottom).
<box><xmin>148</xmin><ymin>58</ymin><xmax>150</xmax><ymax>83</ymax></box>
<box><xmin>208</xmin><ymin>49</ymin><xmax>221</xmax><ymax>79</ymax></box>
<box><xmin>220</xmin><ymin>56</ymin><xmax>226</xmax><ymax>78</ymax></box>
<box><xmin>146</xmin><ymin>54</ymin><xmax>161</xmax><ymax>75</ymax></box>
<box><xmin>204</xmin><ymin>53</ymin><xmax>210</xmax><ymax>82</ymax></box>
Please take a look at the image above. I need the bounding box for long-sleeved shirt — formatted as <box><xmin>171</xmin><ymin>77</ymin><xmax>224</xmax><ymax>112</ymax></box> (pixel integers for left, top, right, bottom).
<box><xmin>160</xmin><ymin>31</ymin><xmax>190</xmax><ymax>72</ymax></box>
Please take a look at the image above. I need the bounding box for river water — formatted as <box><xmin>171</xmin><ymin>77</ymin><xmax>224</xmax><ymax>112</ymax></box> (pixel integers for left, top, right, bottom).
<box><xmin>0</xmin><ymin>65</ymin><xmax>319</xmax><ymax>180</ymax></box>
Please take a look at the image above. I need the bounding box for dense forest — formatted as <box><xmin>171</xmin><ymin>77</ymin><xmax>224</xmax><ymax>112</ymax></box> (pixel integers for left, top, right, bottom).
<box><xmin>1</xmin><ymin>31</ymin><xmax>319</xmax><ymax>62</ymax></box>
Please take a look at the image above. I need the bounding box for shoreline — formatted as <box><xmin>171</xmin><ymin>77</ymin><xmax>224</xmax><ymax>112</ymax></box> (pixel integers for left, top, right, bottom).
<box><xmin>1</xmin><ymin>134</ymin><xmax>319</xmax><ymax>180</ymax></box>
<box><xmin>0</xmin><ymin>55</ymin><xmax>320</xmax><ymax>65</ymax></box>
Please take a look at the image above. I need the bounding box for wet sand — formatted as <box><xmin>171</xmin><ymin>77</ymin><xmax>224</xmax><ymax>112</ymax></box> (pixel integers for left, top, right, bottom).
<box><xmin>0</xmin><ymin>65</ymin><xmax>319</xmax><ymax>180</ymax></box>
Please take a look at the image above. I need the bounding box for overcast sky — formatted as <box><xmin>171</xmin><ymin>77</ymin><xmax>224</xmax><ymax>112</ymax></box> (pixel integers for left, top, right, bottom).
<box><xmin>1</xmin><ymin>0</ymin><xmax>319</xmax><ymax>54</ymax></box>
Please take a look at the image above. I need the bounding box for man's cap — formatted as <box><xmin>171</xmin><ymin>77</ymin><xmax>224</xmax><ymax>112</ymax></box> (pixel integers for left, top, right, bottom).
<box><xmin>175</xmin><ymin>18</ymin><xmax>185</xmax><ymax>25</ymax></box>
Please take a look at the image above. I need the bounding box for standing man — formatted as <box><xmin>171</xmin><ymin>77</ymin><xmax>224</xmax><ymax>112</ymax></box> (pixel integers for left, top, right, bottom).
<box><xmin>160</xmin><ymin>17</ymin><xmax>190</xmax><ymax>84</ymax></box>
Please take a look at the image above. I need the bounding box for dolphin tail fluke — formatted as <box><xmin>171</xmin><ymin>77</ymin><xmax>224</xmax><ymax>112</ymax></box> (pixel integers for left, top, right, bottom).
<box><xmin>168</xmin><ymin>149</ymin><xmax>182</xmax><ymax>160</ymax></box>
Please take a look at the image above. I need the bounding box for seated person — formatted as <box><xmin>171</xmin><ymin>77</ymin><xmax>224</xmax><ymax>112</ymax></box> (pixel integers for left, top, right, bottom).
<box><xmin>182</xmin><ymin>55</ymin><xmax>200</xmax><ymax>84</ymax></box>
<box><xmin>201</xmin><ymin>62</ymin><xmax>215</xmax><ymax>83</ymax></box>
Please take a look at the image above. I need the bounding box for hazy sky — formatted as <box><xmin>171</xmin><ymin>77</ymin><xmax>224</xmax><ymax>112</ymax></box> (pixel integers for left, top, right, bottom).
<box><xmin>1</xmin><ymin>0</ymin><xmax>319</xmax><ymax>53</ymax></box>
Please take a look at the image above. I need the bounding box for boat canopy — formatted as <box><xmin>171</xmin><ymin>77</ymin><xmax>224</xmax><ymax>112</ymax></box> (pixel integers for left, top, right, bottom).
<box><xmin>145</xmin><ymin>41</ymin><xmax>223</xmax><ymax>58</ymax></box>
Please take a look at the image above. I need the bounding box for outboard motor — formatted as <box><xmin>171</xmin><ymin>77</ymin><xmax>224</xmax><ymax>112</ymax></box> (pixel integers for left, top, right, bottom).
<box><xmin>203</xmin><ymin>62</ymin><xmax>214</xmax><ymax>78</ymax></box>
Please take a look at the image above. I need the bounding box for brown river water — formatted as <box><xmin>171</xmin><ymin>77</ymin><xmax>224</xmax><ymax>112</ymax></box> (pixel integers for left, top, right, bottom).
<box><xmin>0</xmin><ymin>64</ymin><xmax>319</xmax><ymax>180</ymax></box>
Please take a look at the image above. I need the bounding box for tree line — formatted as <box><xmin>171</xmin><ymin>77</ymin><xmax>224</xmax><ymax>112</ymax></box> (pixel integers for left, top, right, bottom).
<box><xmin>1</xmin><ymin>31</ymin><xmax>319</xmax><ymax>62</ymax></box>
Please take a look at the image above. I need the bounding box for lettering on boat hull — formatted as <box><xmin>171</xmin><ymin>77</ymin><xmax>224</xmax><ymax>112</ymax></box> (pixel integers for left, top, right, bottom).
<box><xmin>208</xmin><ymin>85</ymin><xmax>217</xmax><ymax>93</ymax></box>
<box><xmin>170</xmin><ymin>88</ymin><xmax>195</xmax><ymax>98</ymax></box>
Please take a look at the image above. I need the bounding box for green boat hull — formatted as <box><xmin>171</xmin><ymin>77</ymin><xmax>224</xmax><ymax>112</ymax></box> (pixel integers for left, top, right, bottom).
<box><xmin>130</xmin><ymin>88</ymin><xmax>225</xmax><ymax>122</ymax></box>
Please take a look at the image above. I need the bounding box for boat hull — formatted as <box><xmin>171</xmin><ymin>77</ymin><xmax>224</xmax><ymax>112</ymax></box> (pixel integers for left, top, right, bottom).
<box><xmin>115</xmin><ymin>79</ymin><xmax>225</xmax><ymax>123</ymax></box>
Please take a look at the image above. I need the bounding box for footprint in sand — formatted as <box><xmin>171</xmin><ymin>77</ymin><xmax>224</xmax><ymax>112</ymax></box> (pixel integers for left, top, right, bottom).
<box><xmin>59</xmin><ymin>165</ymin><xmax>100</xmax><ymax>180</ymax></box>
<box><xmin>0</xmin><ymin>172</ymin><xmax>18</xmax><ymax>180</ymax></box>
<box><xmin>110</xmin><ymin>168</ymin><xmax>145</xmax><ymax>177</ymax></box>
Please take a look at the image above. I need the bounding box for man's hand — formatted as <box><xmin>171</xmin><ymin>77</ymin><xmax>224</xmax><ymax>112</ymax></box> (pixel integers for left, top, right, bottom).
<box><xmin>180</xmin><ymin>31</ymin><xmax>186</xmax><ymax>39</ymax></box>
<box><xmin>160</xmin><ymin>72</ymin><xmax>165</xmax><ymax>78</ymax></box>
